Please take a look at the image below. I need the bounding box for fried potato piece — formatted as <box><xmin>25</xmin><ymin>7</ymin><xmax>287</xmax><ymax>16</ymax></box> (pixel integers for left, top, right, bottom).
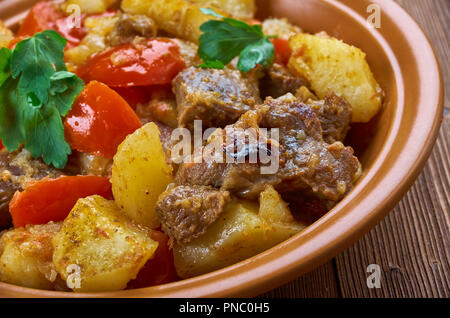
<box><xmin>288</xmin><ymin>33</ymin><xmax>383</xmax><ymax>122</ymax></box>
<box><xmin>262</xmin><ymin>18</ymin><xmax>302</xmax><ymax>39</ymax></box>
<box><xmin>65</xmin><ymin>14</ymin><xmax>120</xmax><ymax>66</ymax></box>
<box><xmin>0</xmin><ymin>20</ymin><xmax>13</xmax><ymax>48</ymax></box>
<box><xmin>52</xmin><ymin>195</ymin><xmax>158</xmax><ymax>292</ymax></box>
<box><xmin>173</xmin><ymin>186</ymin><xmax>306</xmax><ymax>278</ymax></box>
<box><xmin>63</xmin><ymin>0</ymin><xmax>117</xmax><ymax>14</ymax></box>
<box><xmin>0</xmin><ymin>222</ymin><xmax>61</xmax><ymax>290</ymax></box>
<box><xmin>189</xmin><ymin>0</ymin><xmax>255</xmax><ymax>20</ymax></box>
<box><xmin>111</xmin><ymin>122</ymin><xmax>173</xmax><ymax>229</ymax></box>
<box><xmin>122</xmin><ymin>0</ymin><xmax>225</xmax><ymax>43</ymax></box>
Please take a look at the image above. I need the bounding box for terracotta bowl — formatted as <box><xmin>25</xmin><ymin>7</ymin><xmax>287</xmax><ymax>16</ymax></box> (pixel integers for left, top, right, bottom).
<box><xmin>0</xmin><ymin>0</ymin><xmax>443</xmax><ymax>297</ymax></box>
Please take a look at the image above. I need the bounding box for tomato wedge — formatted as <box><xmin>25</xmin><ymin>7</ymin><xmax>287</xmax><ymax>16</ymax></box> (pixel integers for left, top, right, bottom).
<box><xmin>64</xmin><ymin>81</ymin><xmax>142</xmax><ymax>158</ymax></box>
<box><xmin>77</xmin><ymin>38</ymin><xmax>186</xmax><ymax>87</ymax></box>
<box><xmin>112</xmin><ymin>86</ymin><xmax>152</xmax><ymax>109</ymax></box>
<box><xmin>9</xmin><ymin>175</ymin><xmax>113</xmax><ymax>228</ymax></box>
<box><xmin>271</xmin><ymin>38</ymin><xmax>292</xmax><ymax>65</ymax></box>
<box><xmin>17</xmin><ymin>1</ymin><xmax>63</xmax><ymax>37</ymax></box>
<box><xmin>16</xmin><ymin>1</ymin><xmax>87</xmax><ymax>49</ymax></box>
<box><xmin>128</xmin><ymin>230</ymin><xmax>178</xmax><ymax>288</ymax></box>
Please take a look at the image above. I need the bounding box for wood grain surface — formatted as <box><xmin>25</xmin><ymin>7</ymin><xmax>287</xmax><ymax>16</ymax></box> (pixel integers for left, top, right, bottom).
<box><xmin>261</xmin><ymin>0</ymin><xmax>450</xmax><ymax>298</ymax></box>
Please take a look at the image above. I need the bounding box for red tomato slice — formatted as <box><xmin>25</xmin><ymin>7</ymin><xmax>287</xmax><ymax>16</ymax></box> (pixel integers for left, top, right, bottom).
<box><xmin>17</xmin><ymin>1</ymin><xmax>63</xmax><ymax>37</ymax></box>
<box><xmin>112</xmin><ymin>86</ymin><xmax>152</xmax><ymax>109</ymax></box>
<box><xmin>64</xmin><ymin>81</ymin><xmax>142</xmax><ymax>158</ymax></box>
<box><xmin>54</xmin><ymin>15</ymin><xmax>88</xmax><ymax>49</ymax></box>
<box><xmin>16</xmin><ymin>1</ymin><xmax>89</xmax><ymax>49</ymax></box>
<box><xmin>128</xmin><ymin>230</ymin><xmax>178</xmax><ymax>289</ymax></box>
<box><xmin>77</xmin><ymin>39</ymin><xmax>186</xmax><ymax>87</ymax></box>
<box><xmin>271</xmin><ymin>38</ymin><xmax>292</xmax><ymax>65</ymax></box>
<box><xmin>248</xmin><ymin>19</ymin><xmax>262</xmax><ymax>25</ymax></box>
<box><xmin>9</xmin><ymin>175</ymin><xmax>113</xmax><ymax>228</ymax></box>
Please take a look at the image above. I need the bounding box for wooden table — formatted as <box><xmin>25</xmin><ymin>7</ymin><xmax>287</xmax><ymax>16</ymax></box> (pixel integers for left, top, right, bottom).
<box><xmin>261</xmin><ymin>0</ymin><xmax>450</xmax><ymax>298</ymax></box>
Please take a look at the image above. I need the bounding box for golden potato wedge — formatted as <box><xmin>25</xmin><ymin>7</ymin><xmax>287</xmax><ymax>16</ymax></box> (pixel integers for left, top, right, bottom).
<box><xmin>173</xmin><ymin>186</ymin><xmax>306</xmax><ymax>278</ymax></box>
<box><xmin>259</xmin><ymin>186</ymin><xmax>298</xmax><ymax>224</ymax></box>
<box><xmin>288</xmin><ymin>33</ymin><xmax>383</xmax><ymax>122</ymax></box>
<box><xmin>65</xmin><ymin>14</ymin><xmax>119</xmax><ymax>66</ymax></box>
<box><xmin>0</xmin><ymin>20</ymin><xmax>13</xmax><ymax>48</ymax></box>
<box><xmin>111</xmin><ymin>122</ymin><xmax>173</xmax><ymax>229</ymax></box>
<box><xmin>122</xmin><ymin>0</ymin><xmax>224</xmax><ymax>43</ymax></box>
<box><xmin>262</xmin><ymin>18</ymin><xmax>302</xmax><ymax>39</ymax></box>
<box><xmin>52</xmin><ymin>195</ymin><xmax>158</xmax><ymax>292</ymax></box>
<box><xmin>63</xmin><ymin>0</ymin><xmax>116</xmax><ymax>14</ymax></box>
<box><xmin>0</xmin><ymin>222</ymin><xmax>61</xmax><ymax>290</ymax></box>
<box><xmin>189</xmin><ymin>0</ymin><xmax>255</xmax><ymax>20</ymax></box>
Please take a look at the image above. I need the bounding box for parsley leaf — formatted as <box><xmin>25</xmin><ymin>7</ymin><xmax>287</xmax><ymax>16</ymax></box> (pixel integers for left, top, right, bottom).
<box><xmin>0</xmin><ymin>30</ymin><xmax>85</xmax><ymax>169</ymax></box>
<box><xmin>11</xmin><ymin>30</ymin><xmax>67</xmax><ymax>107</ymax></box>
<box><xmin>23</xmin><ymin>103</ymin><xmax>71</xmax><ymax>169</ymax></box>
<box><xmin>0</xmin><ymin>77</ymin><xmax>26</xmax><ymax>151</ymax></box>
<box><xmin>48</xmin><ymin>71</ymin><xmax>85</xmax><ymax>116</ymax></box>
<box><xmin>198</xmin><ymin>8</ymin><xmax>275</xmax><ymax>73</ymax></box>
<box><xmin>238</xmin><ymin>37</ymin><xmax>275</xmax><ymax>72</ymax></box>
<box><xmin>0</xmin><ymin>47</ymin><xmax>11</xmax><ymax>87</ymax></box>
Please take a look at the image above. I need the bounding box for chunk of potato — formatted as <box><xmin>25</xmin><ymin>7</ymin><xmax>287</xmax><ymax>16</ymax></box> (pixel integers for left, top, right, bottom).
<box><xmin>122</xmin><ymin>0</ymin><xmax>224</xmax><ymax>43</ymax></box>
<box><xmin>0</xmin><ymin>20</ymin><xmax>13</xmax><ymax>48</ymax></box>
<box><xmin>259</xmin><ymin>185</ymin><xmax>298</xmax><ymax>224</ymax></box>
<box><xmin>189</xmin><ymin>0</ymin><xmax>255</xmax><ymax>20</ymax></box>
<box><xmin>0</xmin><ymin>222</ymin><xmax>61</xmax><ymax>290</ymax></box>
<box><xmin>288</xmin><ymin>33</ymin><xmax>383</xmax><ymax>122</ymax></box>
<box><xmin>111</xmin><ymin>122</ymin><xmax>173</xmax><ymax>228</ymax></box>
<box><xmin>65</xmin><ymin>14</ymin><xmax>119</xmax><ymax>66</ymax></box>
<box><xmin>52</xmin><ymin>195</ymin><xmax>158</xmax><ymax>292</ymax></box>
<box><xmin>173</xmin><ymin>186</ymin><xmax>306</xmax><ymax>278</ymax></box>
<box><xmin>262</xmin><ymin>18</ymin><xmax>302</xmax><ymax>39</ymax></box>
<box><xmin>63</xmin><ymin>0</ymin><xmax>116</xmax><ymax>14</ymax></box>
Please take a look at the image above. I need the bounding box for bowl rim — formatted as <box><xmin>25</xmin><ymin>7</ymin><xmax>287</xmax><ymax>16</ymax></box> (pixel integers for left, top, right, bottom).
<box><xmin>0</xmin><ymin>0</ymin><xmax>444</xmax><ymax>298</ymax></box>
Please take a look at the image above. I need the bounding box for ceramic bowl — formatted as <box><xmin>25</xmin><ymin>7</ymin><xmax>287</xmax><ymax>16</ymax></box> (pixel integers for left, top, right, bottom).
<box><xmin>0</xmin><ymin>0</ymin><xmax>443</xmax><ymax>297</ymax></box>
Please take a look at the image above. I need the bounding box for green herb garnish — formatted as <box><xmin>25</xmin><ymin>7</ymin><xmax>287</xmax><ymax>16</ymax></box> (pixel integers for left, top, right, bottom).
<box><xmin>0</xmin><ymin>30</ymin><xmax>84</xmax><ymax>169</ymax></box>
<box><xmin>198</xmin><ymin>8</ymin><xmax>275</xmax><ymax>73</ymax></box>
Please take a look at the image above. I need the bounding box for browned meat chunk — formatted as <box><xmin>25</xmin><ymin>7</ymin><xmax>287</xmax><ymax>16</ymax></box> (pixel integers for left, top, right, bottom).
<box><xmin>175</xmin><ymin>161</ymin><xmax>225</xmax><ymax>190</ymax></box>
<box><xmin>173</xmin><ymin>66</ymin><xmax>261</xmax><ymax>131</ymax></box>
<box><xmin>154</xmin><ymin>121</ymin><xmax>178</xmax><ymax>170</ymax></box>
<box><xmin>136</xmin><ymin>89</ymin><xmax>178</xmax><ymax>128</ymax></box>
<box><xmin>260</xmin><ymin>63</ymin><xmax>309</xmax><ymax>98</ymax></box>
<box><xmin>175</xmin><ymin>94</ymin><xmax>361</xmax><ymax>202</ymax></box>
<box><xmin>296</xmin><ymin>89</ymin><xmax>351</xmax><ymax>143</ymax></box>
<box><xmin>106</xmin><ymin>14</ymin><xmax>157</xmax><ymax>46</ymax></box>
<box><xmin>66</xmin><ymin>152</ymin><xmax>113</xmax><ymax>178</ymax></box>
<box><xmin>0</xmin><ymin>149</ymin><xmax>66</xmax><ymax>229</ymax></box>
<box><xmin>156</xmin><ymin>185</ymin><xmax>230</xmax><ymax>244</ymax></box>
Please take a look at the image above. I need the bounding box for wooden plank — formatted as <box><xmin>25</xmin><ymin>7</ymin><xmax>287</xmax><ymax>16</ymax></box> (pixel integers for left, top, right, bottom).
<box><xmin>335</xmin><ymin>116</ymin><xmax>449</xmax><ymax>297</ymax></box>
<box><xmin>261</xmin><ymin>0</ymin><xmax>449</xmax><ymax>297</ymax></box>
<box><xmin>395</xmin><ymin>0</ymin><xmax>450</xmax><ymax>111</ymax></box>
<box><xmin>260</xmin><ymin>261</ymin><xmax>340</xmax><ymax>298</ymax></box>
<box><xmin>333</xmin><ymin>0</ymin><xmax>449</xmax><ymax>298</ymax></box>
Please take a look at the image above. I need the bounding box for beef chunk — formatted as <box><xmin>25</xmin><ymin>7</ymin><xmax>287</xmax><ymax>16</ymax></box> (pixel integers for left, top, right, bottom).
<box><xmin>173</xmin><ymin>66</ymin><xmax>261</xmax><ymax>131</ymax></box>
<box><xmin>175</xmin><ymin>160</ymin><xmax>225</xmax><ymax>189</ymax></box>
<box><xmin>106</xmin><ymin>14</ymin><xmax>157</xmax><ymax>46</ymax></box>
<box><xmin>0</xmin><ymin>149</ymin><xmax>66</xmax><ymax>229</ymax></box>
<box><xmin>156</xmin><ymin>185</ymin><xmax>230</xmax><ymax>244</ymax></box>
<box><xmin>260</xmin><ymin>63</ymin><xmax>309</xmax><ymax>98</ymax></box>
<box><xmin>154</xmin><ymin>121</ymin><xmax>178</xmax><ymax>170</ymax></box>
<box><xmin>298</xmin><ymin>90</ymin><xmax>351</xmax><ymax>143</ymax></box>
<box><xmin>175</xmin><ymin>94</ymin><xmax>361</xmax><ymax>202</ymax></box>
<box><xmin>66</xmin><ymin>152</ymin><xmax>112</xmax><ymax>178</ymax></box>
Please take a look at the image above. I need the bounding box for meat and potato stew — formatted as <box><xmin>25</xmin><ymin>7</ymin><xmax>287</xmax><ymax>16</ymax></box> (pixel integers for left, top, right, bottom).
<box><xmin>0</xmin><ymin>0</ymin><xmax>383</xmax><ymax>292</ymax></box>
